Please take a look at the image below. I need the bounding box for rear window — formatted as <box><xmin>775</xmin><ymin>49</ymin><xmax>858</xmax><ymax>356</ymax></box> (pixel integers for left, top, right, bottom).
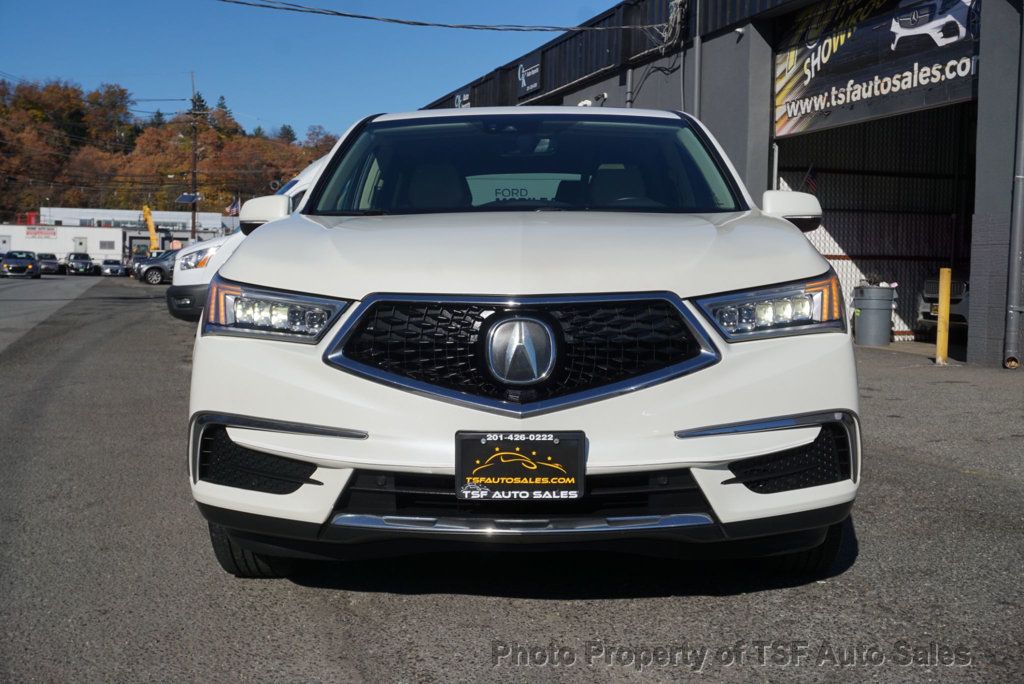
<box><xmin>310</xmin><ymin>114</ymin><xmax>743</xmax><ymax>216</ymax></box>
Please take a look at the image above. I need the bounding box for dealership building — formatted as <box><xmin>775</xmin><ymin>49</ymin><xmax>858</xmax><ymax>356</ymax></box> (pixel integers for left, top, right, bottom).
<box><xmin>426</xmin><ymin>0</ymin><xmax>1023</xmax><ymax>367</ymax></box>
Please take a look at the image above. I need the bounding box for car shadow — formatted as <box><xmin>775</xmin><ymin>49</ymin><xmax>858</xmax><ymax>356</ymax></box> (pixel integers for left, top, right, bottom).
<box><xmin>286</xmin><ymin>517</ymin><xmax>859</xmax><ymax>599</ymax></box>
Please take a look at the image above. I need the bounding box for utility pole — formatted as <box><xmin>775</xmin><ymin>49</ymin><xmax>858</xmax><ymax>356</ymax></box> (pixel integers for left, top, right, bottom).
<box><xmin>190</xmin><ymin>71</ymin><xmax>198</xmax><ymax>242</ymax></box>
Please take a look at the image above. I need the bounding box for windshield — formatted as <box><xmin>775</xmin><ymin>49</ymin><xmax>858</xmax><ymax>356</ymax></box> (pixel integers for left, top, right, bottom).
<box><xmin>38</xmin><ymin>253</ymin><xmax>56</xmax><ymax>260</ymax></box>
<box><xmin>6</xmin><ymin>251</ymin><xmax>34</xmax><ymax>259</ymax></box>
<box><xmin>309</xmin><ymin>114</ymin><xmax>743</xmax><ymax>216</ymax></box>
<box><xmin>69</xmin><ymin>253</ymin><xmax>91</xmax><ymax>260</ymax></box>
<box><xmin>103</xmin><ymin>260</ymin><xmax>120</xmax><ymax>265</ymax></box>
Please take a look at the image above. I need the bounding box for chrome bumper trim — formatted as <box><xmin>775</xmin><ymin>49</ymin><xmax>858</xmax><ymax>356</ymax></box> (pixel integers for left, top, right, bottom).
<box><xmin>330</xmin><ymin>512</ymin><xmax>715</xmax><ymax>535</ymax></box>
<box><xmin>675</xmin><ymin>410</ymin><xmax>861</xmax><ymax>484</ymax></box>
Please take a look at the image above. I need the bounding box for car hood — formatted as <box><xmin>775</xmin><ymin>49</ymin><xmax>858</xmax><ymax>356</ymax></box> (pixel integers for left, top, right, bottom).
<box><xmin>220</xmin><ymin>211</ymin><xmax>830</xmax><ymax>300</ymax></box>
<box><xmin>179</xmin><ymin>234</ymin><xmax>233</xmax><ymax>258</ymax></box>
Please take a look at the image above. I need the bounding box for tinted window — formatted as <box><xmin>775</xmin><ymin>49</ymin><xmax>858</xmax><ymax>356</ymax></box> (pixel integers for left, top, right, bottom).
<box><xmin>311</xmin><ymin>114</ymin><xmax>743</xmax><ymax>216</ymax></box>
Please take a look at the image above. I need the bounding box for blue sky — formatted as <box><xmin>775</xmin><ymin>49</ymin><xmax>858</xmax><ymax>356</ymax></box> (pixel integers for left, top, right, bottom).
<box><xmin>0</xmin><ymin>1</ymin><xmax>605</xmax><ymax>137</ymax></box>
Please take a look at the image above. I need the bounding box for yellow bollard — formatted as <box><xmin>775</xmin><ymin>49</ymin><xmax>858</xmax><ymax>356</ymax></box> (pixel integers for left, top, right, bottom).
<box><xmin>935</xmin><ymin>267</ymin><xmax>952</xmax><ymax>365</ymax></box>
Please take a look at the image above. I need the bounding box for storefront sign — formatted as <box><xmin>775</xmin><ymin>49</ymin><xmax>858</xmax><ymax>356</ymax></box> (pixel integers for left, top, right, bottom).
<box><xmin>774</xmin><ymin>0</ymin><xmax>980</xmax><ymax>137</ymax></box>
<box><xmin>26</xmin><ymin>228</ymin><xmax>57</xmax><ymax>238</ymax></box>
<box><xmin>516</xmin><ymin>53</ymin><xmax>542</xmax><ymax>99</ymax></box>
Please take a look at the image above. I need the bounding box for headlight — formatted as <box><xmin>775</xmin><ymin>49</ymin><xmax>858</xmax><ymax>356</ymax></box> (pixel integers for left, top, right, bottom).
<box><xmin>203</xmin><ymin>274</ymin><xmax>348</xmax><ymax>343</ymax></box>
<box><xmin>696</xmin><ymin>271</ymin><xmax>846</xmax><ymax>341</ymax></box>
<box><xmin>179</xmin><ymin>245</ymin><xmax>219</xmax><ymax>271</ymax></box>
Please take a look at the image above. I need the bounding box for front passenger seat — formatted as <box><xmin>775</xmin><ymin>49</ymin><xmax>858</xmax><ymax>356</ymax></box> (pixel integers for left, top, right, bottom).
<box><xmin>405</xmin><ymin>164</ymin><xmax>471</xmax><ymax>210</ymax></box>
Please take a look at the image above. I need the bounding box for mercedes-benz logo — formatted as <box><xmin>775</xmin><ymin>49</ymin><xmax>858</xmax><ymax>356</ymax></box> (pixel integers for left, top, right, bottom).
<box><xmin>486</xmin><ymin>317</ymin><xmax>556</xmax><ymax>385</ymax></box>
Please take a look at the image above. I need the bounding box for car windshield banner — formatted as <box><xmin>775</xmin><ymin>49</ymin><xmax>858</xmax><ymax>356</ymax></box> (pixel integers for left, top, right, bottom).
<box><xmin>774</xmin><ymin>0</ymin><xmax>980</xmax><ymax>138</ymax></box>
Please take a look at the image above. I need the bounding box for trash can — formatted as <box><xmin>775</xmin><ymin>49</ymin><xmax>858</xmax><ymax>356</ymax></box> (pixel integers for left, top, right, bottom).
<box><xmin>852</xmin><ymin>285</ymin><xmax>895</xmax><ymax>346</ymax></box>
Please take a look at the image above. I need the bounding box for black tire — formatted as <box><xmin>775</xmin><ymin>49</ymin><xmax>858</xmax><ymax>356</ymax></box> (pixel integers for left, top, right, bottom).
<box><xmin>208</xmin><ymin>523</ymin><xmax>289</xmax><ymax>578</ymax></box>
<box><xmin>771</xmin><ymin>523</ymin><xmax>843</xmax><ymax>578</ymax></box>
<box><xmin>33</xmin><ymin>274</ymin><xmax>41</xmax><ymax>279</ymax></box>
<box><xmin>144</xmin><ymin>268</ymin><xmax>163</xmax><ymax>285</ymax></box>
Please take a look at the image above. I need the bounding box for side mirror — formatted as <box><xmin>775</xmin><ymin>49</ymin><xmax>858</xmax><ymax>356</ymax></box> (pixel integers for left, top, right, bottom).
<box><xmin>762</xmin><ymin>190</ymin><xmax>822</xmax><ymax>233</ymax></box>
<box><xmin>239</xmin><ymin>195</ymin><xmax>290</xmax><ymax>235</ymax></box>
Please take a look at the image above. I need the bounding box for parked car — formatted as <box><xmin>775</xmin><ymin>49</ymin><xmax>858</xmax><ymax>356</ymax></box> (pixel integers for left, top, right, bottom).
<box><xmin>167</xmin><ymin>156</ymin><xmax>327</xmax><ymax>321</ymax></box>
<box><xmin>66</xmin><ymin>252</ymin><xmax>97</xmax><ymax>275</ymax></box>
<box><xmin>1</xmin><ymin>250</ymin><xmax>41</xmax><ymax>278</ymax></box>
<box><xmin>36</xmin><ymin>253</ymin><xmax>59</xmax><ymax>274</ymax></box>
<box><xmin>137</xmin><ymin>250</ymin><xmax>178</xmax><ymax>285</ymax></box>
<box><xmin>189</xmin><ymin>108</ymin><xmax>860</xmax><ymax>579</ymax></box>
<box><xmin>915</xmin><ymin>276</ymin><xmax>969</xmax><ymax>338</ymax></box>
<box><xmin>101</xmin><ymin>259</ymin><xmax>126</xmax><ymax>277</ymax></box>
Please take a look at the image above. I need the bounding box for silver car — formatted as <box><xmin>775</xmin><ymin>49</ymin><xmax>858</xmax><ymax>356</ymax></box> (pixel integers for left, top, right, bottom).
<box><xmin>36</xmin><ymin>253</ymin><xmax>60</xmax><ymax>275</ymax></box>
<box><xmin>101</xmin><ymin>259</ymin><xmax>126</xmax><ymax>277</ymax></box>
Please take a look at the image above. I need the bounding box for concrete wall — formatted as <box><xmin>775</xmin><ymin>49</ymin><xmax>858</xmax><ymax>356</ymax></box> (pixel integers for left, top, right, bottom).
<box><xmin>968</xmin><ymin>0</ymin><xmax>1023</xmax><ymax>365</ymax></box>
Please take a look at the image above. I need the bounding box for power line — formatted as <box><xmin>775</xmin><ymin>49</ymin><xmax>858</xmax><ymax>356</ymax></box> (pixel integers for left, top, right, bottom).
<box><xmin>215</xmin><ymin>0</ymin><xmax>670</xmax><ymax>34</ymax></box>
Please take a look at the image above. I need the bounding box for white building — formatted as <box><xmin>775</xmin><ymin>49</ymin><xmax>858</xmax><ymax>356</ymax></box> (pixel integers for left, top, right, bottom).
<box><xmin>39</xmin><ymin>207</ymin><xmax>227</xmax><ymax>233</ymax></box>
<box><xmin>0</xmin><ymin>225</ymin><xmax>124</xmax><ymax>263</ymax></box>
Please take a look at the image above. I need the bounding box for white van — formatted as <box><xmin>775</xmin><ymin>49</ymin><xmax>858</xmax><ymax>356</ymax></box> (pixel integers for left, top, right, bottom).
<box><xmin>166</xmin><ymin>157</ymin><xmax>327</xmax><ymax>321</ymax></box>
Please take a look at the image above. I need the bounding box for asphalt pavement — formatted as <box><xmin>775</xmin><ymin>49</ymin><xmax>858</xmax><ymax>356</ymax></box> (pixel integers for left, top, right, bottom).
<box><xmin>1</xmin><ymin>277</ymin><xmax>1021</xmax><ymax>682</ymax></box>
<box><xmin>0</xmin><ymin>275</ymin><xmax>102</xmax><ymax>354</ymax></box>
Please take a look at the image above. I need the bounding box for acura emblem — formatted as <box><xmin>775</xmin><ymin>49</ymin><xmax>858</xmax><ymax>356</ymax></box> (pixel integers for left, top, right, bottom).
<box><xmin>486</xmin><ymin>317</ymin><xmax>556</xmax><ymax>385</ymax></box>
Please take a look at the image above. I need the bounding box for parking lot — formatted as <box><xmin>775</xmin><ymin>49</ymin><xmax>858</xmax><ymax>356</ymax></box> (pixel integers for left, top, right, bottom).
<box><xmin>0</xmin><ymin>275</ymin><xmax>1021</xmax><ymax>681</ymax></box>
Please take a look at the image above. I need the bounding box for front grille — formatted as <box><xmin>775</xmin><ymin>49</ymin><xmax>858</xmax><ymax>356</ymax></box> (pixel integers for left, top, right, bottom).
<box><xmin>335</xmin><ymin>468</ymin><xmax>712</xmax><ymax>518</ymax></box>
<box><xmin>923</xmin><ymin>279</ymin><xmax>967</xmax><ymax>299</ymax></box>
<box><xmin>897</xmin><ymin>8</ymin><xmax>932</xmax><ymax>27</ymax></box>
<box><xmin>725</xmin><ymin>424</ymin><xmax>852</xmax><ymax>494</ymax></box>
<box><xmin>340</xmin><ymin>299</ymin><xmax>703</xmax><ymax>405</ymax></box>
<box><xmin>197</xmin><ymin>426</ymin><xmax>320</xmax><ymax>494</ymax></box>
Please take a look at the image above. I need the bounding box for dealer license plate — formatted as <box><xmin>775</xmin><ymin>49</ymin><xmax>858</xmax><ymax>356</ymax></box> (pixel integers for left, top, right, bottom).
<box><xmin>455</xmin><ymin>431</ymin><xmax>585</xmax><ymax>501</ymax></box>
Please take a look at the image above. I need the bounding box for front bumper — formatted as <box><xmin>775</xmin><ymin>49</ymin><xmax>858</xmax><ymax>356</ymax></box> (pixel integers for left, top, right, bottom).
<box><xmin>167</xmin><ymin>283</ymin><xmax>209</xmax><ymax>321</ymax></box>
<box><xmin>68</xmin><ymin>263</ymin><xmax>94</xmax><ymax>274</ymax></box>
<box><xmin>190</xmin><ymin>303</ymin><xmax>861</xmax><ymax>553</ymax></box>
<box><xmin>2</xmin><ymin>266</ymin><xmax>35</xmax><ymax>276</ymax></box>
<box><xmin>200</xmin><ymin>500</ymin><xmax>852</xmax><ymax>560</ymax></box>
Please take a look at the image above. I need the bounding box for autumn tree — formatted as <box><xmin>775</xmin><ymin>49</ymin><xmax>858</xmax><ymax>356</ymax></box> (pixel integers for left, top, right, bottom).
<box><xmin>0</xmin><ymin>78</ymin><xmax>334</xmax><ymax>219</ymax></box>
<box><xmin>304</xmin><ymin>125</ymin><xmax>338</xmax><ymax>157</ymax></box>
<box><xmin>275</xmin><ymin>124</ymin><xmax>297</xmax><ymax>144</ymax></box>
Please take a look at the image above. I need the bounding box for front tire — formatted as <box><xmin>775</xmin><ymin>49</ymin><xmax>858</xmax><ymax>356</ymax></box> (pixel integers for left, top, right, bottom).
<box><xmin>207</xmin><ymin>523</ymin><xmax>290</xmax><ymax>578</ymax></box>
<box><xmin>144</xmin><ymin>268</ymin><xmax>163</xmax><ymax>285</ymax></box>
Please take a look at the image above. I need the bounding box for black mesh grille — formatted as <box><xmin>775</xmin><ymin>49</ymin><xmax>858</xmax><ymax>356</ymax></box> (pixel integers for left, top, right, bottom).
<box><xmin>341</xmin><ymin>299</ymin><xmax>702</xmax><ymax>404</ymax></box>
<box><xmin>198</xmin><ymin>426</ymin><xmax>320</xmax><ymax>494</ymax></box>
<box><xmin>726</xmin><ymin>424</ymin><xmax>852</xmax><ymax>494</ymax></box>
<box><xmin>336</xmin><ymin>468</ymin><xmax>711</xmax><ymax>518</ymax></box>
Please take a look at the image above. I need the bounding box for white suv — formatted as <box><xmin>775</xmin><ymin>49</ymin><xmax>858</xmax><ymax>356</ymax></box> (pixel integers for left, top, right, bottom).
<box><xmin>166</xmin><ymin>156</ymin><xmax>328</xmax><ymax>321</ymax></box>
<box><xmin>189</xmin><ymin>108</ymin><xmax>860</xmax><ymax>578</ymax></box>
